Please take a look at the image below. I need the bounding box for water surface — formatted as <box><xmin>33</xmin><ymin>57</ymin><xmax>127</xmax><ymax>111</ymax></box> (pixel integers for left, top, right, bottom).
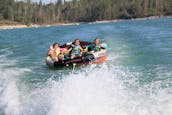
<box><xmin>0</xmin><ymin>18</ymin><xmax>172</xmax><ymax>115</ymax></box>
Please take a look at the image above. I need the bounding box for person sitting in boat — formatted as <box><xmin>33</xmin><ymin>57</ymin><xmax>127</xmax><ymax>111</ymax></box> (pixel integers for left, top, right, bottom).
<box><xmin>47</xmin><ymin>43</ymin><xmax>64</xmax><ymax>61</ymax></box>
<box><xmin>81</xmin><ymin>44</ymin><xmax>88</xmax><ymax>53</ymax></box>
<box><xmin>90</xmin><ymin>37</ymin><xmax>108</xmax><ymax>53</ymax></box>
<box><xmin>69</xmin><ymin>39</ymin><xmax>83</xmax><ymax>59</ymax></box>
<box><xmin>90</xmin><ymin>37</ymin><xmax>102</xmax><ymax>52</ymax></box>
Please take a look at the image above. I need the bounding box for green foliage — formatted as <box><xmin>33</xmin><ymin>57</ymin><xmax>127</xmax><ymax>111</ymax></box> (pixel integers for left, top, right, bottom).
<box><xmin>0</xmin><ymin>0</ymin><xmax>171</xmax><ymax>24</ymax></box>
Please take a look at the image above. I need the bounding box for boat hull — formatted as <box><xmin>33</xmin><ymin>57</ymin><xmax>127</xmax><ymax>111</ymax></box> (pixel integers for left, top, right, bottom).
<box><xmin>46</xmin><ymin>51</ymin><xmax>108</xmax><ymax>68</ymax></box>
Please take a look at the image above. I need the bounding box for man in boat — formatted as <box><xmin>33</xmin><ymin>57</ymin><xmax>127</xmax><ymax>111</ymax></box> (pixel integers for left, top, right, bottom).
<box><xmin>68</xmin><ymin>39</ymin><xmax>84</xmax><ymax>59</ymax></box>
<box><xmin>90</xmin><ymin>37</ymin><xmax>106</xmax><ymax>52</ymax></box>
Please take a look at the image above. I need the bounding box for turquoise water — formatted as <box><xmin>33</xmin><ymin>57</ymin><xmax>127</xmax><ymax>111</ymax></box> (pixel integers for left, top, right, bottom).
<box><xmin>0</xmin><ymin>18</ymin><xmax>172</xmax><ymax>115</ymax></box>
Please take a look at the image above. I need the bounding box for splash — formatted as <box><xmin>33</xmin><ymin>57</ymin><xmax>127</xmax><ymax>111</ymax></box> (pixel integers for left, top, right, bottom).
<box><xmin>0</xmin><ymin>53</ymin><xmax>172</xmax><ymax>115</ymax></box>
<box><xmin>0</xmin><ymin>49</ymin><xmax>31</xmax><ymax>115</ymax></box>
<box><xmin>47</xmin><ymin>65</ymin><xmax>172</xmax><ymax>115</ymax></box>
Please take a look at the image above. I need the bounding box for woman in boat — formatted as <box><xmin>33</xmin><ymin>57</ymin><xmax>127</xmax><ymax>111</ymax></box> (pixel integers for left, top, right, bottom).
<box><xmin>47</xmin><ymin>43</ymin><xmax>64</xmax><ymax>61</ymax></box>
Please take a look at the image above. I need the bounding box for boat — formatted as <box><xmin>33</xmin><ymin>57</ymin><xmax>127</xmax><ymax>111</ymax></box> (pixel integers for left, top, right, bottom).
<box><xmin>46</xmin><ymin>41</ymin><xmax>108</xmax><ymax>68</ymax></box>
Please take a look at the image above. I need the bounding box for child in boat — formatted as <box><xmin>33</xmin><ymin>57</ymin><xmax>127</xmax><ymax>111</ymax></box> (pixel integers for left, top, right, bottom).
<box><xmin>69</xmin><ymin>39</ymin><xmax>83</xmax><ymax>59</ymax></box>
<box><xmin>81</xmin><ymin>44</ymin><xmax>88</xmax><ymax>53</ymax></box>
<box><xmin>48</xmin><ymin>43</ymin><xmax>64</xmax><ymax>61</ymax></box>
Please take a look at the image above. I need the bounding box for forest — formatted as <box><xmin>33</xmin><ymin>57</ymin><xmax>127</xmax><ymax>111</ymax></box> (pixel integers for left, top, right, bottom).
<box><xmin>0</xmin><ymin>0</ymin><xmax>172</xmax><ymax>25</ymax></box>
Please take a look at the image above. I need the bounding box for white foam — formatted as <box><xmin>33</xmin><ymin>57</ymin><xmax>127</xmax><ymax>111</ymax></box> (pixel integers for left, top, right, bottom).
<box><xmin>0</xmin><ymin>55</ymin><xmax>31</xmax><ymax>115</ymax></box>
<box><xmin>0</xmin><ymin>69</ymin><xmax>21</xmax><ymax>115</ymax></box>
<box><xmin>47</xmin><ymin>65</ymin><xmax>172</xmax><ymax>115</ymax></box>
<box><xmin>0</xmin><ymin>48</ymin><xmax>172</xmax><ymax>115</ymax></box>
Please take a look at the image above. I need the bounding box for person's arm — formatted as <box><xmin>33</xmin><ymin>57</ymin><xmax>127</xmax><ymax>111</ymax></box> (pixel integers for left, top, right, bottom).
<box><xmin>47</xmin><ymin>50</ymin><xmax>52</xmax><ymax>56</ymax></box>
<box><xmin>88</xmin><ymin>44</ymin><xmax>95</xmax><ymax>53</ymax></box>
<box><xmin>67</xmin><ymin>48</ymin><xmax>72</xmax><ymax>52</ymax></box>
<box><xmin>100</xmin><ymin>43</ymin><xmax>108</xmax><ymax>50</ymax></box>
<box><xmin>65</xmin><ymin>45</ymin><xmax>72</xmax><ymax>52</ymax></box>
<box><xmin>80</xmin><ymin>47</ymin><xmax>83</xmax><ymax>51</ymax></box>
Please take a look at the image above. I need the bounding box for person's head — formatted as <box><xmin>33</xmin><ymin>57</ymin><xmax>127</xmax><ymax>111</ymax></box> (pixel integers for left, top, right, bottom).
<box><xmin>53</xmin><ymin>43</ymin><xmax>59</xmax><ymax>50</ymax></box>
<box><xmin>82</xmin><ymin>44</ymin><xmax>86</xmax><ymax>49</ymax></box>
<box><xmin>94</xmin><ymin>38</ymin><xmax>100</xmax><ymax>45</ymax></box>
<box><xmin>74</xmin><ymin>39</ymin><xmax>80</xmax><ymax>46</ymax></box>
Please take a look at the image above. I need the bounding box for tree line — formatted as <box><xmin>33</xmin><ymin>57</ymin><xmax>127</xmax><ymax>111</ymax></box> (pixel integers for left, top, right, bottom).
<box><xmin>0</xmin><ymin>0</ymin><xmax>172</xmax><ymax>25</ymax></box>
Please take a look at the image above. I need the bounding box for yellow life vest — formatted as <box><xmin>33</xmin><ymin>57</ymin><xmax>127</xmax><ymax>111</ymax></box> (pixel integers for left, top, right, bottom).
<box><xmin>82</xmin><ymin>47</ymin><xmax>88</xmax><ymax>52</ymax></box>
<box><xmin>50</xmin><ymin>49</ymin><xmax>60</xmax><ymax>61</ymax></box>
<box><xmin>55</xmin><ymin>49</ymin><xmax>60</xmax><ymax>56</ymax></box>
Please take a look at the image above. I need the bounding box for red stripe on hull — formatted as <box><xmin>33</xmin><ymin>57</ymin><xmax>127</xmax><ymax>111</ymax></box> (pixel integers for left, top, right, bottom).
<box><xmin>76</xmin><ymin>55</ymin><xmax>108</xmax><ymax>66</ymax></box>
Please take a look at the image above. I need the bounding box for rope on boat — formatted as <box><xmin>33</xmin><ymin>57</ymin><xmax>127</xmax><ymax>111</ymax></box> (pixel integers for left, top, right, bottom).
<box><xmin>72</xmin><ymin>63</ymin><xmax>76</xmax><ymax>73</ymax></box>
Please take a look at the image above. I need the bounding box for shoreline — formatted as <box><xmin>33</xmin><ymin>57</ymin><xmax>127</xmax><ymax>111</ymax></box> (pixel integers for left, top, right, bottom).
<box><xmin>0</xmin><ymin>15</ymin><xmax>171</xmax><ymax>30</ymax></box>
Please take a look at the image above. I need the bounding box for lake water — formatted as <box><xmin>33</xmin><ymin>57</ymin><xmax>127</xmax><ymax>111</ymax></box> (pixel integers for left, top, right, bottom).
<box><xmin>0</xmin><ymin>18</ymin><xmax>172</xmax><ymax>115</ymax></box>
